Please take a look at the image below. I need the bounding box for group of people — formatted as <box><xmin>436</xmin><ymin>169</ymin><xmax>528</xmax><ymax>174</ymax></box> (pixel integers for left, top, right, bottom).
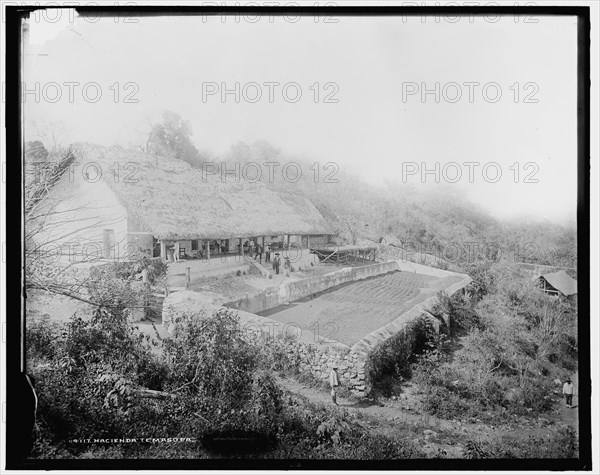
<box><xmin>241</xmin><ymin>240</ymin><xmax>268</xmax><ymax>263</ymax></box>
<box><xmin>210</xmin><ymin>240</ymin><xmax>227</xmax><ymax>255</ymax></box>
<box><xmin>241</xmin><ymin>240</ymin><xmax>263</xmax><ymax>258</ymax></box>
<box><xmin>270</xmin><ymin>251</ymin><xmax>290</xmax><ymax>275</ymax></box>
<box><xmin>237</xmin><ymin>240</ymin><xmax>289</xmax><ymax>275</ymax></box>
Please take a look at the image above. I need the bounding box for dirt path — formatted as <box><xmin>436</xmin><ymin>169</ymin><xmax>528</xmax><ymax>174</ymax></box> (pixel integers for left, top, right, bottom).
<box><xmin>278</xmin><ymin>376</ymin><xmax>478</xmax><ymax>432</ymax></box>
<box><xmin>276</xmin><ymin>375</ymin><xmax>579</xmax><ymax>441</ymax></box>
<box><xmin>557</xmin><ymin>371</ymin><xmax>579</xmax><ymax>431</ymax></box>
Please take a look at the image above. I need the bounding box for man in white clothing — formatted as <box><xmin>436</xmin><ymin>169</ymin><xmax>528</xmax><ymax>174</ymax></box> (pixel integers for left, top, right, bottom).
<box><xmin>563</xmin><ymin>378</ymin><xmax>574</xmax><ymax>408</ymax></box>
<box><xmin>329</xmin><ymin>365</ymin><xmax>340</xmax><ymax>405</ymax></box>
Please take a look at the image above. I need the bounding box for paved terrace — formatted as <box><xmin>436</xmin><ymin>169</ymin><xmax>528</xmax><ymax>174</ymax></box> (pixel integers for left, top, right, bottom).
<box><xmin>166</xmin><ymin>249</ymin><xmax>327</xmax><ymax>290</ymax></box>
<box><xmin>258</xmin><ymin>270</ymin><xmax>464</xmax><ymax>348</ymax></box>
<box><xmin>167</xmin><ymin>255</ymin><xmax>251</xmax><ymax>289</ymax></box>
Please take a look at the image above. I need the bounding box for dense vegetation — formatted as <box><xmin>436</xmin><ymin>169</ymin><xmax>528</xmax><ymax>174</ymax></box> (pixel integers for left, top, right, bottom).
<box><xmin>27</xmin><ymin>297</ymin><xmax>425</xmax><ymax>460</ymax></box>
<box><xmin>410</xmin><ymin>262</ymin><xmax>577</xmax><ymax>423</ymax></box>
<box><xmin>361</xmin><ymin>259</ymin><xmax>578</xmax><ymax>425</ymax></box>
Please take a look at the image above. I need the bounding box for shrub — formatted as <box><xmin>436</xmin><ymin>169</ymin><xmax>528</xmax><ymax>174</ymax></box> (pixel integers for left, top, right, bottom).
<box><xmin>29</xmin><ymin>297</ymin><xmax>172</xmax><ymax>456</ymax></box>
<box><xmin>27</xmin><ymin>314</ymin><xmax>61</xmax><ymax>361</ymax></box>
<box><xmin>100</xmin><ymin>257</ymin><xmax>168</xmax><ymax>285</ymax></box>
<box><xmin>365</xmin><ymin>316</ymin><xmax>437</xmax><ymax>396</ymax></box>
<box><xmin>464</xmin><ymin>426</ymin><xmax>578</xmax><ymax>459</ymax></box>
<box><xmin>162</xmin><ymin>309</ymin><xmax>286</xmax><ymax>438</ymax></box>
<box><xmin>430</xmin><ymin>291</ymin><xmax>480</xmax><ymax>335</ymax></box>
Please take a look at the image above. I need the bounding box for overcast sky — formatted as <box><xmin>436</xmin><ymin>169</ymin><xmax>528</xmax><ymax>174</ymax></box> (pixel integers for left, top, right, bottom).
<box><xmin>24</xmin><ymin>11</ymin><xmax>578</xmax><ymax>225</ymax></box>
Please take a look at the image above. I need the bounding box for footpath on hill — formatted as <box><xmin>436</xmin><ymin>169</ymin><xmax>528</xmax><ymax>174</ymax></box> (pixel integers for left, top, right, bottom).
<box><xmin>276</xmin><ymin>372</ymin><xmax>579</xmax><ymax>451</ymax></box>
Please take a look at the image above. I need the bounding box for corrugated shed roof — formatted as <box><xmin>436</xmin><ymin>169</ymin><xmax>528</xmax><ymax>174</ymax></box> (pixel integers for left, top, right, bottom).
<box><xmin>540</xmin><ymin>270</ymin><xmax>577</xmax><ymax>296</ymax></box>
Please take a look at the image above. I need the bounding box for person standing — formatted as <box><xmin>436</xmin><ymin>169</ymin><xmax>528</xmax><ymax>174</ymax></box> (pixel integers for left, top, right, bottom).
<box><xmin>265</xmin><ymin>245</ymin><xmax>271</xmax><ymax>263</ymax></box>
<box><xmin>273</xmin><ymin>253</ymin><xmax>281</xmax><ymax>274</ymax></box>
<box><xmin>563</xmin><ymin>378</ymin><xmax>574</xmax><ymax>408</ymax></box>
<box><xmin>329</xmin><ymin>365</ymin><xmax>340</xmax><ymax>405</ymax></box>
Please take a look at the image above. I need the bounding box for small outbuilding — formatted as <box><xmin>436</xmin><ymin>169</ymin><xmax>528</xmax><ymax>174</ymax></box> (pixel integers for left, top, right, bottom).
<box><xmin>538</xmin><ymin>270</ymin><xmax>577</xmax><ymax>298</ymax></box>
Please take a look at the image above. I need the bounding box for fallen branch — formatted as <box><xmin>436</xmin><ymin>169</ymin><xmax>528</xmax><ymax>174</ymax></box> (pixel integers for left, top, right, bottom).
<box><xmin>136</xmin><ymin>388</ymin><xmax>176</xmax><ymax>400</ymax></box>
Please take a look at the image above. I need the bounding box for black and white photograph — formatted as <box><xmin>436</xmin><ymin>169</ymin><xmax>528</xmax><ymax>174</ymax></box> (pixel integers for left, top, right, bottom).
<box><xmin>1</xmin><ymin>2</ymin><xmax>597</xmax><ymax>471</ymax></box>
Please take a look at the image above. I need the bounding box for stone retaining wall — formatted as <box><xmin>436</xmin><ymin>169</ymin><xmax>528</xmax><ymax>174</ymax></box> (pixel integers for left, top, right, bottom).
<box><xmin>283</xmin><ymin>260</ymin><xmax>399</xmax><ymax>304</ymax></box>
<box><xmin>224</xmin><ymin>260</ymin><xmax>399</xmax><ymax>314</ymax></box>
<box><xmin>276</xmin><ymin>338</ymin><xmax>368</xmax><ymax>396</ymax></box>
<box><xmin>232</xmin><ymin>308</ymin><xmax>369</xmax><ymax>396</ymax></box>
<box><xmin>162</xmin><ymin>259</ymin><xmax>472</xmax><ymax>398</ymax></box>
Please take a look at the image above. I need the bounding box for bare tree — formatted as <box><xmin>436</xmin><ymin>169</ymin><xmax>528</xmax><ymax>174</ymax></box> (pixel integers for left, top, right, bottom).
<box><xmin>26</xmin><ymin>118</ymin><xmax>70</xmax><ymax>154</ymax></box>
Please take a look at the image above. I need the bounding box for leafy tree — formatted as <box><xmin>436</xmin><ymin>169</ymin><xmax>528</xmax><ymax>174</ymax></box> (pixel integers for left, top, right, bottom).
<box><xmin>147</xmin><ymin>111</ymin><xmax>204</xmax><ymax>167</ymax></box>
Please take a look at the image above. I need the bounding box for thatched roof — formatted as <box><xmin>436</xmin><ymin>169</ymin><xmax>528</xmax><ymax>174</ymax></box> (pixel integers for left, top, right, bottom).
<box><xmin>539</xmin><ymin>270</ymin><xmax>577</xmax><ymax>296</ymax></box>
<box><xmin>69</xmin><ymin>144</ymin><xmax>331</xmax><ymax>240</ymax></box>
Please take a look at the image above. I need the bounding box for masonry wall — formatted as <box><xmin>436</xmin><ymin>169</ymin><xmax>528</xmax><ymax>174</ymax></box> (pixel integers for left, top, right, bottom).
<box><xmin>274</xmin><ymin>338</ymin><xmax>369</xmax><ymax>396</ymax></box>
<box><xmin>224</xmin><ymin>260</ymin><xmax>400</xmax><ymax>314</ymax></box>
<box><xmin>230</xmin><ymin>308</ymin><xmax>370</xmax><ymax>396</ymax></box>
<box><xmin>225</xmin><ymin>286</ymin><xmax>281</xmax><ymax>314</ymax></box>
<box><xmin>283</xmin><ymin>260</ymin><xmax>399</xmax><ymax>303</ymax></box>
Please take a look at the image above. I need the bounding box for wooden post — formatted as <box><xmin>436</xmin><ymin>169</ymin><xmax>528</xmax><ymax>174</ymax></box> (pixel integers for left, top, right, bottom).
<box><xmin>185</xmin><ymin>267</ymin><xmax>191</xmax><ymax>288</ymax></box>
<box><xmin>160</xmin><ymin>241</ymin><xmax>167</xmax><ymax>261</ymax></box>
<box><xmin>165</xmin><ymin>285</ymin><xmax>169</xmax><ymax>297</ymax></box>
<box><xmin>307</xmin><ymin>235</ymin><xmax>310</xmax><ymax>250</ymax></box>
<box><xmin>206</xmin><ymin>240</ymin><xmax>211</xmax><ymax>260</ymax></box>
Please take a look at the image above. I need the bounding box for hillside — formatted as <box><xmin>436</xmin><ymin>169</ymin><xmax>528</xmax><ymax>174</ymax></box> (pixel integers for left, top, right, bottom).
<box><xmin>220</xmin><ymin>140</ymin><xmax>577</xmax><ymax>272</ymax></box>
